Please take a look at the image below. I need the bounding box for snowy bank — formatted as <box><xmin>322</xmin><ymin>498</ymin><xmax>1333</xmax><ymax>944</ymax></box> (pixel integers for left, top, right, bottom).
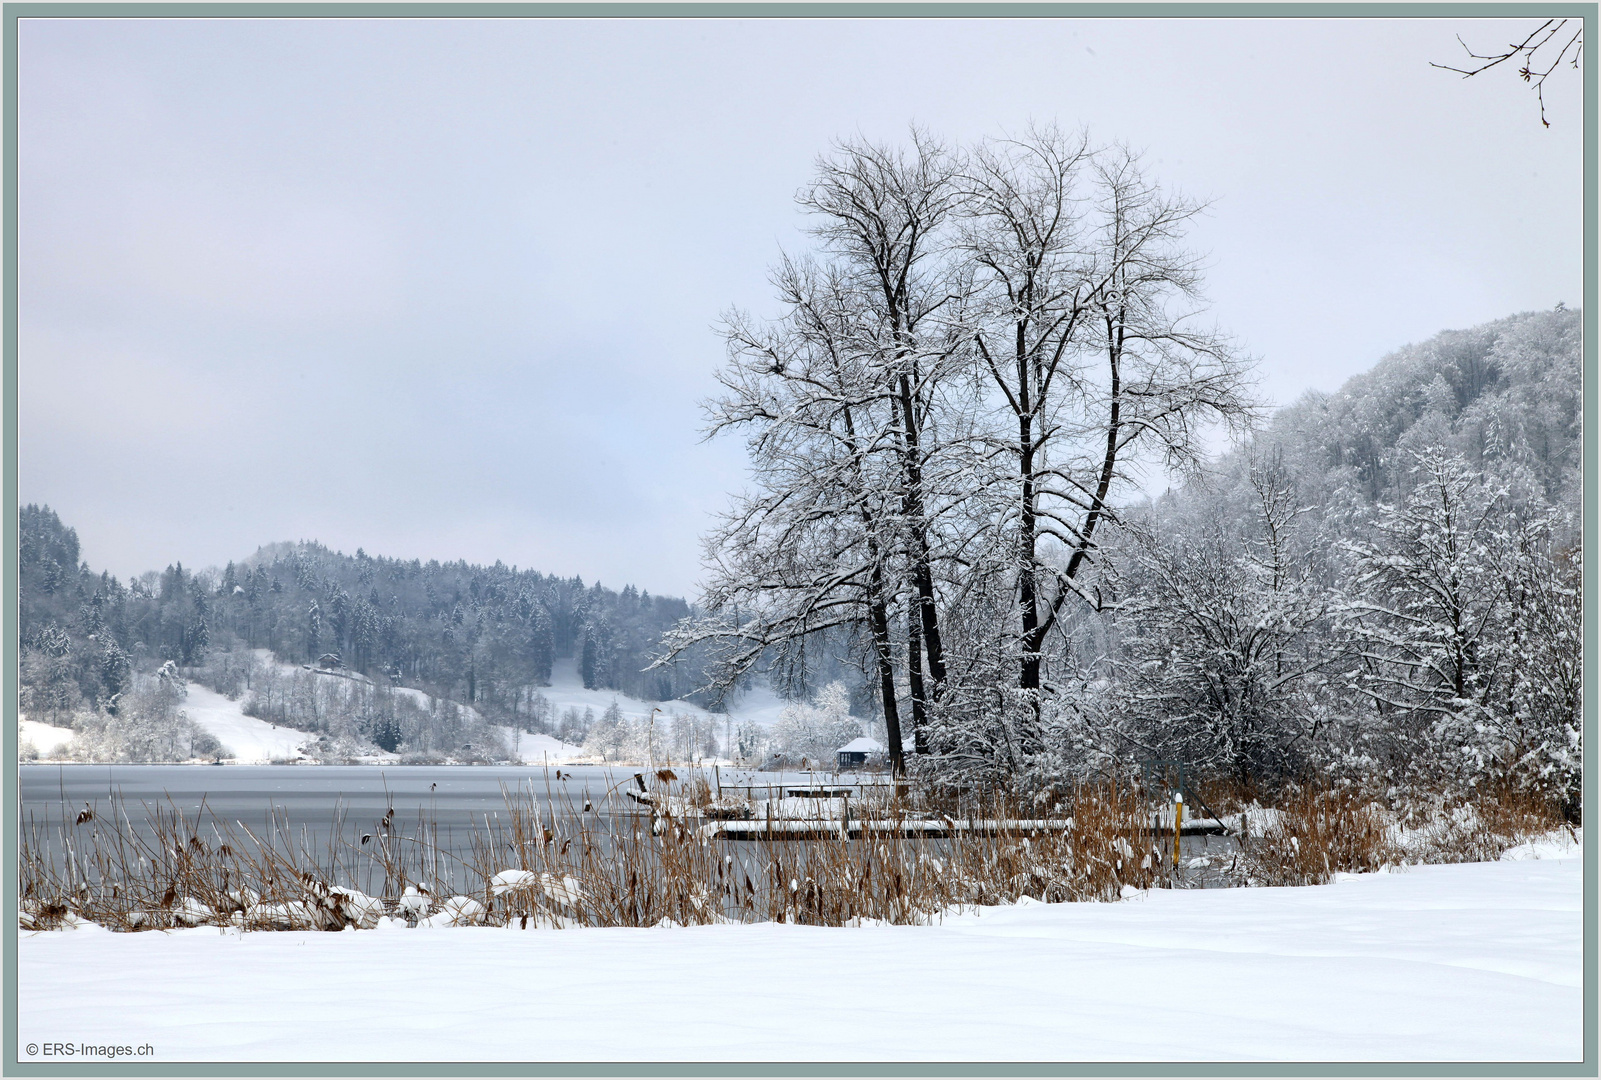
<box><xmin>18</xmin><ymin>853</ymin><xmax>1580</xmax><ymax>1062</ymax></box>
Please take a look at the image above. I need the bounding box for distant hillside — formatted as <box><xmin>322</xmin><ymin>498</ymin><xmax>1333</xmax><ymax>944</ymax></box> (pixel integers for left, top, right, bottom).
<box><xmin>17</xmin><ymin>515</ymin><xmax>713</xmax><ymax>738</ymax></box>
<box><xmin>1264</xmin><ymin>305</ymin><xmax>1580</xmax><ymax>511</ymax></box>
<box><xmin>1106</xmin><ymin>306</ymin><xmax>1581</xmax><ymax>811</ymax></box>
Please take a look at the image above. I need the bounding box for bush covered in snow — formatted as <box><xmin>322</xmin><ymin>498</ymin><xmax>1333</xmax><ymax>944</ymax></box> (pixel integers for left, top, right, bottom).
<box><xmin>58</xmin><ymin>666</ymin><xmax>231</xmax><ymax>763</ymax></box>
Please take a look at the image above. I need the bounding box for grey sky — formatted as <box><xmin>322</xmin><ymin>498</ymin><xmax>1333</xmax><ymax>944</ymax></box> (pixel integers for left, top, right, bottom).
<box><xmin>19</xmin><ymin>16</ymin><xmax>1582</xmax><ymax>598</ymax></box>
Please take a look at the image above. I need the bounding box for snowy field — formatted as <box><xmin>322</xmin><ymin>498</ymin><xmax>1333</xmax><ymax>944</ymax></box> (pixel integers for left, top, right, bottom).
<box><xmin>18</xmin><ymin>718</ymin><xmax>75</xmax><ymax>757</ymax></box>
<box><xmin>535</xmin><ymin>656</ymin><xmax>791</xmax><ymax>731</ymax></box>
<box><xmin>179</xmin><ymin>683</ymin><xmax>308</xmax><ymax>763</ymax></box>
<box><xmin>414</xmin><ymin>655</ymin><xmax>787</xmax><ymax>765</ymax></box>
<box><xmin>18</xmin><ymin>845</ymin><xmax>1581</xmax><ymax>1063</ymax></box>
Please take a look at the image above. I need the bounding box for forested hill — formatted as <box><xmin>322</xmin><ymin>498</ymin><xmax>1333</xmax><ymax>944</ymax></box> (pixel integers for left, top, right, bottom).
<box><xmin>1104</xmin><ymin>305</ymin><xmax>1581</xmax><ymax>811</ymax></box>
<box><xmin>1261</xmin><ymin>305</ymin><xmax>1580</xmax><ymax>513</ymax></box>
<box><xmin>18</xmin><ymin>519</ymin><xmax>706</xmax><ymax>726</ymax></box>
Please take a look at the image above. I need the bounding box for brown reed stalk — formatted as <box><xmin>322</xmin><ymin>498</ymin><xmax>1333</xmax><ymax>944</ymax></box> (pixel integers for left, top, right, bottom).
<box><xmin>26</xmin><ymin>770</ymin><xmax>1557</xmax><ymax>933</ymax></box>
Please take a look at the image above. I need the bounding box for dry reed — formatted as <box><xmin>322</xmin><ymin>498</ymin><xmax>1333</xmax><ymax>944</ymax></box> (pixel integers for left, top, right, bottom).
<box><xmin>19</xmin><ymin>775</ymin><xmax>1174</xmax><ymax>931</ymax></box>
<box><xmin>1229</xmin><ymin>778</ymin><xmax>1571</xmax><ymax>887</ymax></box>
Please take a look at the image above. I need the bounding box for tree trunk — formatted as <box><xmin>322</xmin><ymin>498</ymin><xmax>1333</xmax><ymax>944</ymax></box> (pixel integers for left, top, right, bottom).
<box><xmin>894</xmin><ymin>376</ymin><xmax>949</xmax><ymax>697</ymax></box>
<box><xmin>869</xmin><ymin>573</ymin><xmax>905</xmax><ymax>777</ymax></box>
<box><xmin>907</xmin><ymin>605</ymin><xmax>927</xmax><ymax>754</ymax></box>
<box><xmin>1016</xmin><ymin>328</ymin><xmax>1043</xmax><ymax>706</ymax></box>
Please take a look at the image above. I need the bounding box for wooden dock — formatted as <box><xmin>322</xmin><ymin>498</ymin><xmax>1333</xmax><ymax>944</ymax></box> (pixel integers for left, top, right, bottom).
<box><xmin>700</xmin><ymin>815</ymin><xmax>1234</xmax><ymax>841</ymax></box>
<box><xmin>701</xmin><ymin>818</ymin><xmax>1075</xmax><ymax>841</ymax></box>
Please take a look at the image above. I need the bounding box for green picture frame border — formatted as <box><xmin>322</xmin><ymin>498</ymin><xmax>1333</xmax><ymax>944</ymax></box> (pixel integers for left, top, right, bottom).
<box><xmin>3</xmin><ymin>3</ymin><xmax>1594</xmax><ymax>1074</ymax></box>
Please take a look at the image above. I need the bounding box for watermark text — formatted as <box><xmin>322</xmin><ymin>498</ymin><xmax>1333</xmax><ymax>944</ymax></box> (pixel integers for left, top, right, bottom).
<box><xmin>26</xmin><ymin>1042</ymin><xmax>154</xmax><ymax>1058</ymax></box>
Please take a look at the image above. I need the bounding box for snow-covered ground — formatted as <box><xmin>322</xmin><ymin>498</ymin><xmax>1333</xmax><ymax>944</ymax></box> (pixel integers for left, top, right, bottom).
<box><xmin>497</xmin><ymin>729</ymin><xmax>585</xmax><ymax>765</ymax></box>
<box><xmin>18</xmin><ymin>848</ymin><xmax>1581</xmax><ymax>1062</ymax></box>
<box><xmin>18</xmin><ymin>718</ymin><xmax>75</xmax><ymax>759</ymax></box>
<box><xmin>175</xmin><ymin>651</ymin><xmax>788</xmax><ymax>766</ymax></box>
<box><xmin>19</xmin><ymin>692</ymin><xmax>307</xmax><ymax>766</ymax></box>
<box><xmin>180</xmin><ymin>684</ymin><xmax>308</xmax><ymax>764</ymax></box>
<box><xmin>536</xmin><ymin>657</ymin><xmax>789</xmax><ymax>729</ymax></box>
<box><xmin>217</xmin><ymin>656</ymin><xmax>585</xmax><ymax>764</ymax></box>
<box><xmin>480</xmin><ymin>657</ymin><xmax>786</xmax><ymax>764</ymax></box>
<box><xmin>722</xmin><ymin>673</ymin><xmax>790</xmax><ymax>727</ymax></box>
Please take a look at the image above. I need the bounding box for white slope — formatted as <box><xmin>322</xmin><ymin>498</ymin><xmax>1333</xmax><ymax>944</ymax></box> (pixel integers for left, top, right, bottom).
<box><xmin>724</xmin><ymin>676</ymin><xmax>790</xmax><ymax>728</ymax></box>
<box><xmin>17</xmin><ymin>850</ymin><xmax>1581</xmax><ymax>1062</ymax></box>
<box><xmin>223</xmin><ymin>650</ymin><xmax>787</xmax><ymax>762</ymax></box>
<box><xmin>538</xmin><ymin>657</ymin><xmax>792</xmax><ymax>729</ymax></box>
<box><xmin>19</xmin><ymin>718</ymin><xmax>76</xmax><ymax>759</ymax></box>
<box><xmin>538</xmin><ymin>657</ymin><xmax>711</xmax><ymax>724</ymax></box>
<box><xmin>386</xmin><ymin>681</ymin><xmax>583</xmax><ymax>763</ymax></box>
<box><xmin>496</xmin><ymin>729</ymin><xmax>586</xmax><ymax>765</ymax></box>
<box><xmin>180</xmin><ymin>684</ymin><xmax>308</xmax><ymax>764</ymax></box>
<box><xmin>390</xmin><ymin>685</ymin><xmax>452</xmax><ymax>713</ymax></box>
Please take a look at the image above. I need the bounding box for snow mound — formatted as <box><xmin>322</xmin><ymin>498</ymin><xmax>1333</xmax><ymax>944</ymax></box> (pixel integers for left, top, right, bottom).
<box><xmin>488</xmin><ymin>870</ymin><xmax>539</xmax><ymax>896</ymax></box>
<box><xmin>1501</xmin><ymin>828</ymin><xmax>1582</xmax><ymax>861</ymax></box>
<box><xmin>419</xmin><ymin>896</ymin><xmax>486</xmax><ymax>928</ymax></box>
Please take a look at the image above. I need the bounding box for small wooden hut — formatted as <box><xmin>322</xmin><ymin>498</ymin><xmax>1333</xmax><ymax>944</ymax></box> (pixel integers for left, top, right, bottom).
<box><xmin>836</xmin><ymin>736</ymin><xmax>884</xmax><ymax>770</ymax></box>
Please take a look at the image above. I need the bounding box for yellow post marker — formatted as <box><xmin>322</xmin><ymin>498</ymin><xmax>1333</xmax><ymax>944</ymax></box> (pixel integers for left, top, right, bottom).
<box><xmin>1173</xmin><ymin>792</ymin><xmax>1184</xmax><ymax>867</ymax></box>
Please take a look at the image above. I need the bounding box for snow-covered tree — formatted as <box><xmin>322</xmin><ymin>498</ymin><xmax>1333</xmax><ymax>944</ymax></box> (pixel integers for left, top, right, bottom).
<box><xmin>929</xmin><ymin>132</ymin><xmax>1255</xmax><ymax>773</ymax></box>
<box><xmin>657</xmin><ymin>253</ymin><xmax>920</xmax><ymax>773</ymax></box>
<box><xmin>1341</xmin><ymin>446</ymin><xmax>1579</xmax><ymax>809</ymax></box>
<box><xmin>1484</xmin><ymin>508</ymin><xmax>1582</xmax><ymax>811</ymax></box>
<box><xmin>1345</xmin><ymin>450</ymin><xmax>1507</xmax><ymax>771</ymax></box>
<box><xmin>1111</xmin><ymin>458</ymin><xmax>1346</xmax><ymax>786</ymax></box>
<box><xmin>771</xmin><ymin>681</ymin><xmax>863</xmax><ymax>766</ymax></box>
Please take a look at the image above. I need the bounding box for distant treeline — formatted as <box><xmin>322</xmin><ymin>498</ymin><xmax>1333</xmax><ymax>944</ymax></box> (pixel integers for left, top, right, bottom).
<box><xmin>18</xmin><ymin>516</ymin><xmax>714</xmax><ymax>738</ymax></box>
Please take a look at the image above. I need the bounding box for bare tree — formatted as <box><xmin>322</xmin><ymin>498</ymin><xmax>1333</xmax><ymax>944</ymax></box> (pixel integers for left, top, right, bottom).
<box><xmin>655</xmin><ymin>256</ymin><xmax>916</xmax><ymax>772</ymax></box>
<box><xmin>798</xmin><ymin>130</ymin><xmax>967</xmax><ymax>753</ymax></box>
<box><xmin>955</xmin><ymin>132</ymin><xmax>1257</xmax><ymax>737</ymax></box>
<box><xmin>1434</xmin><ymin>19</ymin><xmax>1583</xmax><ymax>127</ymax></box>
<box><xmin>665</xmin><ymin>128</ymin><xmax>1256</xmax><ymax>785</ymax></box>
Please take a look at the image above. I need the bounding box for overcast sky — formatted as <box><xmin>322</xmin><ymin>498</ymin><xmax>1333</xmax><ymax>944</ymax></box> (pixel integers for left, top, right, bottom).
<box><xmin>18</xmin><ymin>16</ymin><xmax>1582</xmax><ymax>598</ymax></box>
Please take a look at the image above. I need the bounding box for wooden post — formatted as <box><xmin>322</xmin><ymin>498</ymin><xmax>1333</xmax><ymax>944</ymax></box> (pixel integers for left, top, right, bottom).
<box><xmin>1173</xmin><ymin>793</ymin><xmax>1183</xmax><ymax>867</ymax></box>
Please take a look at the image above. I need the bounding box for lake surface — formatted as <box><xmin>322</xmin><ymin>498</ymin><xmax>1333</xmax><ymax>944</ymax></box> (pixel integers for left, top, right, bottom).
<box><xmin>19</xmin><ymin>762</ymin><xmax>853</xmax><ymax>831</ymax></box>
<box><xmin>19</xmin><ymin>763</ymin><xmax>868</xmax><ymax>852</ymax></box>
<box><xmin>19</xmin><ymin>763</ymin><xmax>1237</xmax><ymax>892</ymax></box>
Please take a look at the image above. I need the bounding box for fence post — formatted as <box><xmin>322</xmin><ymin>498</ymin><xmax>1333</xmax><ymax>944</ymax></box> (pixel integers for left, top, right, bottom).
<box><xmin>1173</xmin><ymin>793</ymin><xmax>1183</xmax><ymax>867</ymax></box>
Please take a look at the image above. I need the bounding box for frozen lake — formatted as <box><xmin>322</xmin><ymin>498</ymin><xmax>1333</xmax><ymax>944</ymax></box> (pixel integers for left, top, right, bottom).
<box><xmin>18</xmin><ymin>762</ymin><xmax>875</xmax><ymax>855</ymax></box>
<box><xmin>18</xmin><ymin>762</ymin><xmax>868</xmax><ymax>834</ymax></box>
<box><xmin>24</xmin><ymin>762</ymin><xmax>644</xmax><ymax>829</ymax></box>
<box><xmin>20</xmin><ymin>762</ymin><xmax>880</xmax><ymax>896</ymax></box>
<box><xmin>20</xmin><ymin>763</ymin><xmax>1240</xmax><ymax>893</ymax></box>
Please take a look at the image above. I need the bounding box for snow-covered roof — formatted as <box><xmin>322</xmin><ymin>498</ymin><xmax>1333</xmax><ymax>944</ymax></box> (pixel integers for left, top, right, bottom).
<box><xmin>836</xmin><ymin>737</ymin><xmax>883</xmax><ymax>754</ymax></box>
